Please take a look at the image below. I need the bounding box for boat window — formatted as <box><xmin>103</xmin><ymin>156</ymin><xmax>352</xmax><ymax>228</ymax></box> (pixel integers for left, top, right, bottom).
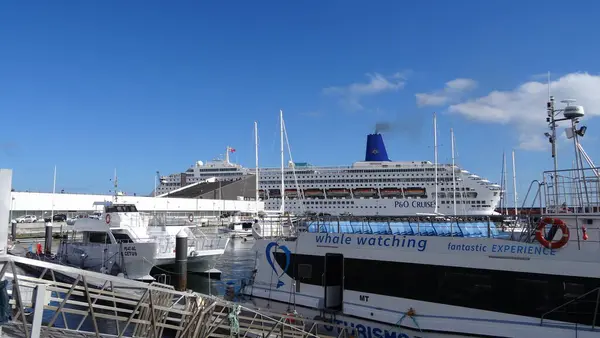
<box><xmin>241</xmin><ymin>222</ymin><xmax>253</xmax><ymax>230</ymax></box>
<box><xmin>285</xmin><ymin>252</ymin><xmax>600</xmax><ymax>327</ymax></box>
<box><xmin>112</xmin><ymin>232</ymin><xmax>133</xmax><ymax>243</ymax></box>
<box><xmin>297</xmin><ymin>264</ymin><xmax>312</xmax><ymax>279</ymax></box>
<box><xmin>105</xmin><ymin>204</ymin><xmax>138</xmax><ymax>213</ymax></box>
<box><xmin>88</xmin><ymin>232</ymin><xmax>110</xmax><ymax>244</ymax></box>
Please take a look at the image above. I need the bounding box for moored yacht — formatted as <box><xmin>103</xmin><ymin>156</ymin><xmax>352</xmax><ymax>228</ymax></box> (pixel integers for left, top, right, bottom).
<box><xmin>101</xmin><ymin>202</ymin><xmax>230</xmax><ymax>273</ymax></box>
<box><xmin>240</xmin><ymin>100</ymin><xmax>600</xmax><ymax>337</ymax></box>
<box><xmin>55</xmin><ymin>217</ymin><xmax>157</xmax><ymax>281</ymax></box>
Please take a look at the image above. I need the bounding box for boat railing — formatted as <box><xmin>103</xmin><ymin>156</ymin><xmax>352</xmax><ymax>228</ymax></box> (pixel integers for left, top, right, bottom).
<box><xmin>189</xmin><ymin>233</ymin><xmax>229</xmax><ymax>252</ymax></box>
<box><xmin>540</xmin><ymin>285</ymin><xmax>600</xmax><ymax>329</ymax></box>
<box><xmin>543</xmin><ymin>167</ymin><xmax>600</xmax><ymax>214</ymax></box>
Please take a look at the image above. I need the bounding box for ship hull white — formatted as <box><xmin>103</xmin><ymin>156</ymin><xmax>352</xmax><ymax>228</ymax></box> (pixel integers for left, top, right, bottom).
<box><xmin>155</xmin><ymin>250</ymin><xmax>223</xmax><ymax>273</ymax></box>
<box><xmin>57</xmin><ymin>242</ymin><xmax>157</xmax><ymax>281</ymax></box>
<box><xmin>242</xmin><ymin>296</ymin><xmax>469</xmax><ymax>338</ymax></box>
<box><xmin>267</xmin><ymin>198</ymin><xmax>498</xmax><ymax>216</ymax></box>
<box><xmin>243</xmin><ymin>231</ymin><xmax>600</xmax><ymax>338</ymax></box>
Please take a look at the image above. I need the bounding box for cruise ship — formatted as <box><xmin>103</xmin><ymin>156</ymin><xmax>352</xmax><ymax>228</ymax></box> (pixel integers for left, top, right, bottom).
<box><xmin>153</xmin><ymin>134</ymin><xmax>502</xmax><ymax>216</ymax></box>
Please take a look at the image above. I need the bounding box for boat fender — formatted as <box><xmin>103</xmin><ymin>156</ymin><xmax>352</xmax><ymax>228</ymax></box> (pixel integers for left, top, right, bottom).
<box><xmin>188</xmin><ymin>214</ymin><xmax>194</xmax><ymax>223</ymax></box>
<box><xmin>110</xmin><ymin>263</ymin><xmax>121</xmax><ymax>276</ymax></box>
<box><xmin>105</xmin><ymin>214</ymin><xmax>111</xmax><ymax>224</ymax></box>
<box><xmin>535</xmin><ymin>217</ymin><xmax>570</xmax><ymax>249</ymax></box>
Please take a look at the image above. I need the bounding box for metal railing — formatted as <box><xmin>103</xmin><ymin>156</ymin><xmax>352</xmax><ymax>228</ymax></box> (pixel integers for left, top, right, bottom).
<box><xmin>0</xmin><ymin>254</ymin><xmax>324</xmax><ymax>338</ymax></box>
<box><xmin>543</xmin><ymin>167</ymin><xmax>600</xmax><ymax>213</ymax></box>
<box><xmin>540</xmin><ymin>286</ymin><xmax>600</xmax><ymax>329</ymax></box>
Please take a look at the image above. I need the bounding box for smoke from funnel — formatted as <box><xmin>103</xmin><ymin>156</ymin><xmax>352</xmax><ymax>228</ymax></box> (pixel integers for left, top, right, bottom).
<box><xmin>373</xmin><ymin>115</ymin><xmax>426</xmax><ymax>139</ymax></box>
<box><xmin>375</xmin><ymin>122</ymin><xmax>393</xmax><ymax>134</ymax></box>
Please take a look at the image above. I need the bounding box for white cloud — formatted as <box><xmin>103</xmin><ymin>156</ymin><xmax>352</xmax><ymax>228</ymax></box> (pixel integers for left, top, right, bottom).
<box><xmin>448</xmin><ymin>72</ymin><xmax>600</xmax><ymax>150</ymax></box>
<box><xmin>323</xmin><ymin>73</ymin><xmax>405</xmax><ymax>111</ymax></box>
<box><xmin>415</xmin><ymin>78</ymin><xmax>478</xmax><ymax>107</ymax></box>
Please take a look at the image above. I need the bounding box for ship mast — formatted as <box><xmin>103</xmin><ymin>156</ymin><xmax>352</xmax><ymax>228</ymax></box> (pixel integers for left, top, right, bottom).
<box><xmin>254</xmin><ymin>121</ymin><xmax>259</xmax><ymax>218</ymax></box>
<box><xmin>51</xmin><ymin>165</ymin><xmax>56</xmax><ymax>222</ymax></box>
<box><xmin>450</xmin><ymin>128</ymin><xmax>456</xmax><ymax>216</ymax></box>
<box><xmin>433</xmin><ymin>112</ymin><xmax>439</xmax><ymax>214</ymax></box>
<box><xmin>280</xmin><ymin>110</ymin><xmax>285</xmax><ymax>214</ymax></box>
<box><xmin>512</xmin><ymin>150</ymin><xmax>518</xmax><ymax>218</ymax></box>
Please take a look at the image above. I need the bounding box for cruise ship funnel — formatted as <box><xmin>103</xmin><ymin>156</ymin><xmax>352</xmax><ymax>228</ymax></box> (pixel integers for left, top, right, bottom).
<box><xmin>365</xmin><ymin>133</ymin><xmax>390</xmax><ymax>162</ymax></box>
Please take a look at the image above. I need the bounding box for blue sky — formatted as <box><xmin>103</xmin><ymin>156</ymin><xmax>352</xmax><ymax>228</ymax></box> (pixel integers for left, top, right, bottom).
<box><xmin>2</xmin><ymin>0</ymin><xmax>600</xmax><ymax>204</ymax></box>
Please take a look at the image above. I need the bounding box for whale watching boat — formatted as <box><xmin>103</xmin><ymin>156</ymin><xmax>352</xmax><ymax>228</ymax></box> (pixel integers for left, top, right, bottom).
<box><xmin>241</xmin><ymin>99</ymin><xmax>600</xmax><ymax>337</ymax></box>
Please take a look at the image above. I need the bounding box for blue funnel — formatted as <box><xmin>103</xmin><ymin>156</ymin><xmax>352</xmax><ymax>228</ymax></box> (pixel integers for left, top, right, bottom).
<box><xmin>365</xmin><ymin>134</ymin><xmax>390</xmax><ymax>161</ymax></box>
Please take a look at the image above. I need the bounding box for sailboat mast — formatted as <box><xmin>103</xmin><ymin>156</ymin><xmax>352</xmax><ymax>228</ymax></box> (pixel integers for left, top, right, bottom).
<box><xmin>280</xmin><ymin>110</ymin><xmax>285</xmax><ymax>213</ymax></box>
<box><xmin>433</xmin><ymin>112</ymin><xmax>438</xmax><ymax>213</ymax></box>
<box><xmin>51</xmin><ymin>165</ymin><xmax>56</xmax><ymax>221</ymax></box>
<box><xmin>512</xmin><ymin>150</ymin><xmax>518</xmax><ymax>218</ymax></box>
<box><xmin>254</xmin><ymin>121</ymin><xmax>260</xmax><ymax>217</ymax></box>
<box><xmin>450</xmin><ymin>129</ymin><xmax>456</xmax><ymax>216</ymax></box>
<box><xmin>502</xmin><ymin>152</ymin><xmax>508</xmax><ymax>215</ymax></box>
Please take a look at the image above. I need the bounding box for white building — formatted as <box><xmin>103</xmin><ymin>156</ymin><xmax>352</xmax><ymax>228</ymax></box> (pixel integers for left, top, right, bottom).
<box><xmin>9</xmin><ymin>191</ymin><xmax>264</xmax><ymax>220</ymax></box>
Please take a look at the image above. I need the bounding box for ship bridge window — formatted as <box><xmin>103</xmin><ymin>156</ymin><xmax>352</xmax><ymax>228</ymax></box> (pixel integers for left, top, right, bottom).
<box><xmin>105</xmin><ymin>204</ymin><xmax>138</xmax><ymax>213</ymax></box>
<box><xmin>88</xmin><ymin>232</ymin><xmax>110</xmax><ymax>244</ymax></box>
<box><xmin>112</xmin><ymin>232</ymin><xmax>133</xmax><ymax>243</ymax></box>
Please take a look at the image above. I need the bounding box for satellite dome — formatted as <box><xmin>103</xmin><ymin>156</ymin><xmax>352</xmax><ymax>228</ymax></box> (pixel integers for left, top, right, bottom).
<box><xmin>563</xmin><ymin>105</ymin><xmax>585</xmax><ymax>119</ymax></box>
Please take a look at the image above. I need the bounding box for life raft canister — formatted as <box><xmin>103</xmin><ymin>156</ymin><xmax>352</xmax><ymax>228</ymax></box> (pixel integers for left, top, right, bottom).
<box><xmin>535</xmin><ymin>217</ymin><xmax>570</xmax><ymax>249</ymax></box>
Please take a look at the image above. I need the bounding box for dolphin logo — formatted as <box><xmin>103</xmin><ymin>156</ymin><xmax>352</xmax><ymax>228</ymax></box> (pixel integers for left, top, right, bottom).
<box><xmin>265</xmin><ymin>242</ymin><xmax>291</xmax><ymax>288</ymax></box>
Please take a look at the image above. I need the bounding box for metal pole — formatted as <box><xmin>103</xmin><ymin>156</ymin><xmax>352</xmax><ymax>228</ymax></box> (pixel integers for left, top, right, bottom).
<box><xmin>44</xmin><ymin>222</ymin><xmax>52</xmax><ymax>255</ymax></box>
<box><xmin>255</xmin><ymin>121</ymin><xmax>260</xmax><ymax>218</ymax></box>
<box><xmin>175</xmin><ymin>230</ymin><xmax>188</xmax><ymax>291</ymax></box>
<box><xmin>451</xmin><ymin>127</ymin><xmax>456</xmax><ymax>216</ymax></box>
<box><xmin>280</xmin><ymin>110</ymin><xmax>285</xmax><ymax>214</ymax></box>
<box><xmin>433</xmin><ymin>113</ymin><xmax>438</xmax><ymax>214</ymax></box>
<box><xmin>512</xmin><ymin>150</ymin><xmax>518</xmax><ymax>219</ymax></box>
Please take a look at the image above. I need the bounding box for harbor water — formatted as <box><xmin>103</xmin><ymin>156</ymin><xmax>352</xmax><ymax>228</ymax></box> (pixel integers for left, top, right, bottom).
<box><xmin>185</xmin><ymin>236</ymin><xmax>255</xmax><ymax>296</ymax></box>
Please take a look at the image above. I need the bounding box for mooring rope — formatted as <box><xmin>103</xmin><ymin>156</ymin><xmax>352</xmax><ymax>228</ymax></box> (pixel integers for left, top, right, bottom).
<box><xmin>228</xmin><ymin>304</ymin><xmax>241</xmax><ymax>337</ymax></box>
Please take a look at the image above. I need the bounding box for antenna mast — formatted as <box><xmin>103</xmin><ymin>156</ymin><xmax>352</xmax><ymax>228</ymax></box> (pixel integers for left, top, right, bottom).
<box><xmin>113</xmin><ymin>168</ymin><xmax>118</xmax><ymax>203</ymax></box>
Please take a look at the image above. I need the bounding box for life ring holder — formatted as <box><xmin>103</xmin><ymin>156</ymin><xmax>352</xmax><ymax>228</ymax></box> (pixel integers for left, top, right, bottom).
<box><xmin>105</xmin><ymin>214</ymin><xmax>111</xmax><ymax>224</ymax></box>
<box><xmin>535</xmin><ymin>217</ymin><xmax>570</xmax><ymax>249</ymax></box>
<box><xmin>188</xmin><ymin>214</ymin><xmax>194</xmax><ymax>223</ymax></box>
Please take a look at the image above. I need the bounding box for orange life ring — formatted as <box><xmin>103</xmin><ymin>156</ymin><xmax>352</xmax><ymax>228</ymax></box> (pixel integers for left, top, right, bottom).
<box><xmin>105</xmin><ymin>214</ymin><xmax>111</xmax><ymax>224</ymax></box>
<box><xmin>535</xmin><ymin>217</ymin><xmax>569</xmax><ymax>249</ymax></box>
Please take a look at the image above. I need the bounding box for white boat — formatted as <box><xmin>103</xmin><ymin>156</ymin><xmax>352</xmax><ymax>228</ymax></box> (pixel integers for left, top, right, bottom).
<box><xmin>220</xmin><ymin>214</ymin><xmax>255</xmax><ymax>238</ymax></box>
<box><xmin>240</xmin><ymin>100</ymin><xmax>600</xmax><ymax>337</ymax></box>
<box><xmin>101</xmin><ymin>202</ymin><xmax>230</xmax><ymax>273</ymax></box>
<box><xmin>54</xmin><ymin>217</ymin><xmax>157</xmax><ymax>281</ymax></box>
<box><xmin>153</xmin><ymin>116</ymin><xmax>502</xmax><ymax>217</ymax></box>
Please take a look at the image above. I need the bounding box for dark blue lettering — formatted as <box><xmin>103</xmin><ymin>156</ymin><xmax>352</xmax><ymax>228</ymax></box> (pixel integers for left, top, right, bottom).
<box><xmin>372</xmin><ymin>328</ymin><xmax>383</xmax><ymax>338</ymax></box>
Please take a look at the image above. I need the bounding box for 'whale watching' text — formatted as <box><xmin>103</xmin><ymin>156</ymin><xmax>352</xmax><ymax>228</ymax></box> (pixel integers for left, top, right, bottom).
<box><xmin>315</xmin><ymin>233</ymin><xmax>427</xmax><ymax>252</ymax></box>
